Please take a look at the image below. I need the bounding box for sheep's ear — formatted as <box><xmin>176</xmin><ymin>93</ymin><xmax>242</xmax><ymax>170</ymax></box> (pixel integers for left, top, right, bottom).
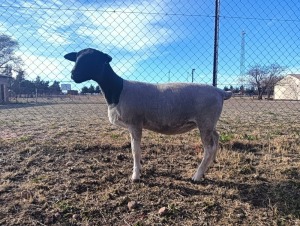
<box><xmin>64</xmin><ymin>52</ymin><xmax>77</xmax><ymax>62</ymax></box>
<box><xmin>104</xmin><ymin>53</ymin><xmax>112</xmax><ymax>63</ymax></box>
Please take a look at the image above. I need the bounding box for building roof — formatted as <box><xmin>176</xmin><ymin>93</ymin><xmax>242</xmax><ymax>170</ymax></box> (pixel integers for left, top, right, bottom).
<box><xmin>0</xmin><ymin>75</ymin><xmax>11</xmax><ymax>78</ymax></box>
<box><xmin>290</xmin><ymin>74</ymin><xmax>300</xmax><ymax>80</ymax></box>
<box><xmin>275</xmin><ymin>74</ymin><xmax>300</xmax><ymax>86</ymax></box>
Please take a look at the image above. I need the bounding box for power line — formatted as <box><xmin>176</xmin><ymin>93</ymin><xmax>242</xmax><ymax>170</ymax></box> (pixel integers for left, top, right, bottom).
<box><xmin>221</xmin><ymin>15</ymin><xmax>300</xmax><ymax>23</ymax></box>
<box><xmin>0</xmin><ymin>4</ymin><xmax>299</xmax><ymax>22</ymax></box>
<box><xmin>0</xmin><ymin>5</ymin><xmax>214</xmax><ymax>18</ymax></box>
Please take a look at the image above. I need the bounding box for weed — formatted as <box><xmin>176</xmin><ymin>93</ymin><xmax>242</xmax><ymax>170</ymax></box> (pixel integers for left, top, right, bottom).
<box><xmin>220</xmin><ymin>133</ymin><xmax>234</xmax><ymax>142</ymax></box>
<box><xmin>243</xmin><ymin>134</ymin><xmax>256</xmax><ymax>140</ymax></box>
<box><xmin>239</xmin><ymin>165</ymin><xmax>256</xmax><ymax>174</ymax></box>
<box><xmin>56</xmin><ymin>201</ymin><xmax>79</xmax><ymax>214</ymax></box>
<box><xmin>110</xmin><ymin>134</ymin><xmax>120</xmax><ymax>139</ymax></box>
<box><xmin>32</xmin><ymin>176</ymin><xmax>47</xmax><ymax>183</ymax></box>
<box><xmin>18</xmin><ymin>136</ymin><xmax>33</xmax><ymax>142</ymax></box>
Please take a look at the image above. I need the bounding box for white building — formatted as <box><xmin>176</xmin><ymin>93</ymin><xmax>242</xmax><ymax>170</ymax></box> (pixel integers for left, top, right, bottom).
<box><xmin>274</xmin><ymin>74</ymin><xmax>300</xmax><ymax>100</ymax></box>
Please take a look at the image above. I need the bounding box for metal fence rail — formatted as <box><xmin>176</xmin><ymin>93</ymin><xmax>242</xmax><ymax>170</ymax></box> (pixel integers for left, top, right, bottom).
<box><xmin>0</xmin><ymin>0</ymin><xmax>299</xmax><ymax>126</ymax></box>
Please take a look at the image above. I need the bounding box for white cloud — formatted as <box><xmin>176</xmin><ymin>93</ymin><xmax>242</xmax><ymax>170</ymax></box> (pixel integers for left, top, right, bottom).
<box><xmin>2</xmin><ymin>0</ymin><xmax>183</xmax><ymax>83</ymax></box>
<box><xmin>11</xmin><ymin>0</ymin><xmax>176</xmax><ymax>53</ymax></box>
<box><xmin>37</xmin><ymin>28</ymin><xmax>70</xmax><ymax>45</ymax></box>
<box><xmin>77</xmin><ymin>0</ymin><xmax>175</xmax><ymax>52</ymax></box>
<box><xmin>16</xmin><ymin>50</ymin><xmax>69</xmax><ymax>82</ymax></box>
<box><xmin>16</xmin><ymin>1</ymin><xmax>75</xmax><ymax>46</ymax></box>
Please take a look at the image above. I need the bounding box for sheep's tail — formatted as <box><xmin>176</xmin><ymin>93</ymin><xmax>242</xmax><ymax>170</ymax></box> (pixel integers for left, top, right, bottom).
<box><xmin>223</xmin><ymin>91</ymin><xmax>233</xmax><ymax>100</ymax></box>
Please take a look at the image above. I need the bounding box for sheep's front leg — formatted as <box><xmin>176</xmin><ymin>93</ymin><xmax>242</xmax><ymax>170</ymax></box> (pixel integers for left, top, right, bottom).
<box><xmin>128</xmin><ymin>126</ymin><xmax>142</xmax><ymax>181</ymax></box>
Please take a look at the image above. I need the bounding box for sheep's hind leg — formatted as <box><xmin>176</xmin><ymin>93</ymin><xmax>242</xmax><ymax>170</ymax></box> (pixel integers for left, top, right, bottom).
<box><xmin>128</xmin><ymin>126</ymin><xmax>142</xmax><ymax>181</ymax></box>
<box><xmin>192</xmin><ymin>129</ymin><xmax>218</xmax><ymax>181</ymax></box>
<box><xmin>212</xmin><ymin>130</ymin><xmax>219</xmax><ymax>163</ymax></box>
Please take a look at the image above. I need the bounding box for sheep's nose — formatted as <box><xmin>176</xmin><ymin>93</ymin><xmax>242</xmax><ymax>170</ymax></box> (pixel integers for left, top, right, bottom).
<box><xmin>71</xmin><ymin>70</ymin><xmax>77</xmax><ymax>79</ymax></box>
<box><xmin>71</xmin><ymin>69</ymin><xmax>80</xmax><ymax>77</ymax></box>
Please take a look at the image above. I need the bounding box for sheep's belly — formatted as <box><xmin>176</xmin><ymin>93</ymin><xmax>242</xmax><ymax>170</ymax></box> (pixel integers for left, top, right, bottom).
<box><xmin>108</xmin><ymin>107</ymin><xmax>197</xmax><ymax>135</ymax></box>
<box><xmin>143</xmin><ymin>121</ymin><xmax>197</xmax><ymax>135</ymax></box>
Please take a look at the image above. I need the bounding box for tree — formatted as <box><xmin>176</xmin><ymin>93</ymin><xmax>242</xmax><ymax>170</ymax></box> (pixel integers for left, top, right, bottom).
<box><xmin>10</xmin><ymin>75</ymin><xmax>63</xmax><ymax>97</ymax></box>
<box><xmin>20</xmin><ymin>80</ymin><xmax>35</xmax><ymax>95</ymax></box>
<box><xmin>81</xmin><ymin>86</ymin><xmax>89</xmax><ymax>94</ymax></box>
<box><xmin>223</xmin><ymin>86</ymin><xmax>229</xmax><ymax>91</ymax></box>
<box><xmin>49</xmin><ymin>81</ymin><xmax>62</xmax><ymax>95</ymax></box>
<box><xmin>244</xmin><ymin>86</ymin><xmax>255</xmax><ymax>96</ymax></box>
<box><xmin>2</xmin><ymin>65</ymin><xmax>12</xmax><ymax>77</ymax></box>
<box><xmin>11</xmin><ymin>70</ymin><xmax>26</xmax><ymax>96</ymax></box>
<box><xmin>88</xmin><ymin>84</ymin><xmax>95</xmax><ymax>94</ymax></box>
<box><xmin>95</xmin><ymin>85</ymin><xmax>101</xmax><ymax>94</ymax></box>
<box><xmin>245</xmin><ymin>64</ymin><xmax>285</xmax><ymax>100</ymax></box>
<box><xmin>34</xmin><ymin>76</ymin><xmax>49</xmax><ymax>95</ymax></box>
<box><xmin>264</xmin><ymin>64</ymin><xmax>285</xmax><ymax>99</ymax></box>
<box><xmin>239</xmin><ymin>85</ymin><xmax>245</xmax><ymax>94</ymax></box>
<box><xmin>233</xmin><ymin>87</ymin><xmax>240</xmax><ymax>93</ymax></box>
<box><xmin>0</xmin><ymin>34</ymin><xmax>22</xmax><ymax>74</ymax></box>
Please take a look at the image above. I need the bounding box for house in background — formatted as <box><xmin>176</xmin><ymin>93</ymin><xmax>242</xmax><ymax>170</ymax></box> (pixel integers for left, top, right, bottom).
<box><xmin>274</xmin><ymin>74</ymin><xmax>300</xmax><ymax>100</ymax></box>
<box><xmin>0</xmin><ymin>75</ymin><xmax>10</xmax><ymax>103</ymax></box>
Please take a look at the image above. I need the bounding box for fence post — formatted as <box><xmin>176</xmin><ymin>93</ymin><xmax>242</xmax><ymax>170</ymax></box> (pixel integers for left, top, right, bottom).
<box><xmin>35</xmin><ymin>88</ymin><xmax>38</xmax><ymax>103</ymax></box>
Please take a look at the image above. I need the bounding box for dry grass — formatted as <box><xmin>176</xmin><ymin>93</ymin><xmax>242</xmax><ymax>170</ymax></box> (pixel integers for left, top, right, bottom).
<box><xmin>0</xmin><ymin>96</ymin><xmax>299</xmax><ymax>225</ymax></box>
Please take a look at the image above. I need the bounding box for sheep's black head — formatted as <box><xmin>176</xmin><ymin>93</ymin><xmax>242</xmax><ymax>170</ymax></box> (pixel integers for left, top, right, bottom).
<box><xmin>64</xmin><ymin>48</ymin><xmax>112</xmax><ymax>83</ymax></box>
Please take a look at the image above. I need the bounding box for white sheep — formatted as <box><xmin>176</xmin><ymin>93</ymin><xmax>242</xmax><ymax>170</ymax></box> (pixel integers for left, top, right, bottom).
<box><xmin>64</xmin><ymin>48</ymin><xmax>232</xmax><ymax>182</ymax></box>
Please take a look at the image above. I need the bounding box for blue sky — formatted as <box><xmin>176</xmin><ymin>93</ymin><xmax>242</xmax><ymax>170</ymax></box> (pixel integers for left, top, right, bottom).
<box><xmin>0</xmin><ymin>0</ymin><xmax>299</xmax><ymax>90</ymax></box>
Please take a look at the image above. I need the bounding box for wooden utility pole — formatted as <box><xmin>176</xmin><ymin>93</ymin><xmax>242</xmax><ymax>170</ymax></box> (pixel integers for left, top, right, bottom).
<box><xmin>213</xmin><ymin>0</ymin><xmax>220</xmax><ymax>87</ymax></box>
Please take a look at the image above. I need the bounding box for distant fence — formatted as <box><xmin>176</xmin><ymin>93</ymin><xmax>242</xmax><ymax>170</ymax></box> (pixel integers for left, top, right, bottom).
<box><xmin>0</xmin><ymin>0</ymin><xmax>299</xmax><ymax>125</ymax></box>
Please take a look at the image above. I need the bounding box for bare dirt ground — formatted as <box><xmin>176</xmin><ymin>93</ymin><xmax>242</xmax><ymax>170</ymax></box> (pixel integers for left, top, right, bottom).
<box><xmin>0</xmin><ymin>96</ymin><xmax>299</xmax><ymax>225</ymax></box>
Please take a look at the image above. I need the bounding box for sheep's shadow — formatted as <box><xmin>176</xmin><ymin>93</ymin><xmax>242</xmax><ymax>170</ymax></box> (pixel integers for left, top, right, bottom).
<box><xmin>139</xmin><ymin>178</ymin><xmax>210</xmax><ymax>197</ymax></box>
<box><xmin>210</xmin><ymin>179</ymin><xmax>300</xmax><ymax>218</ymax></box>
<box><xmin>220</xmin><ymin>141</ymin><xmax>266</xmax><ymax>154</ymax></box>
<box><xmin>139</xmin><ymin>169</ymin><xmax>299</xmax><ymax>218</ymax></box>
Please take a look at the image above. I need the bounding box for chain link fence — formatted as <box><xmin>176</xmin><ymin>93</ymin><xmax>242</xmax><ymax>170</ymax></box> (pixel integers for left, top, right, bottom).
<box><xmin>0</xmin><ymin>0</ymin><xmax>299</xmax><ymax>132</ymax></box>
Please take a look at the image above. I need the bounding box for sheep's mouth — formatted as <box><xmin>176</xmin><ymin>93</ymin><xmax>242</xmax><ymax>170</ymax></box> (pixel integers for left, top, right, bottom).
<box><xmin>71</xmin><ymin>72</ymin><xmax>87</xmax><ymax>83</ymax></box>
<box><xmin>71</xmin><ymin>75</ymin><xmax>85</xmax><ymax>83</ymax></box>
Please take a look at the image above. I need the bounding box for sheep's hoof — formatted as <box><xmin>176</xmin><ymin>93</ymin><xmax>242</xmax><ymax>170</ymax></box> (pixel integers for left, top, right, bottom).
<box><xmin>191</xmin><ymin>178</ymin><xmax>206</xmax><ymax>184</ymax></box>
<box><xmin>191</xmin><ymin>173</ymin><xmax>205</xmax><ymax>183</ymax></box>
<box><xmin>131</xmin><ymin>174</ymin><xmax>141</xmax><ymax>183</ymax></box>
<box><xmin>132</xmin><ymin>178</ymin><xmax>141</xmax><ymax>183</ymax></box>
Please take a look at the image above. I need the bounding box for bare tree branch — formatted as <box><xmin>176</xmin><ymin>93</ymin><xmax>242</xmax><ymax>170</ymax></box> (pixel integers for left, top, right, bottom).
<box><xmin>246</xmin><ymin>64</ymin><xmax>285</xmax><ymax>99</ymax></box>
<box><xmin>0</xmin><ymin>34</ymin><xmax>22</xmax><ymax>75</ymax></box>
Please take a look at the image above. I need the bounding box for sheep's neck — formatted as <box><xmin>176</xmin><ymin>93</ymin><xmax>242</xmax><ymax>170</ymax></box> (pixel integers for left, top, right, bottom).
<box><xmin>94</xmin><ymin>64</ymin><xmax>123</xmax><ymax>106</ymax></box>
